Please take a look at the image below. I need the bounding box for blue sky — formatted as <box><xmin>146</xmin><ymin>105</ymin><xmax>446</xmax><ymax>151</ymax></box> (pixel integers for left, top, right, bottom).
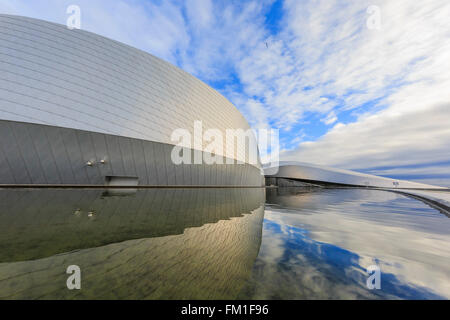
<box><xmin>1</xmin><ymin>0</ymin><xmax>449</xmax><ymax>186</ymax></box>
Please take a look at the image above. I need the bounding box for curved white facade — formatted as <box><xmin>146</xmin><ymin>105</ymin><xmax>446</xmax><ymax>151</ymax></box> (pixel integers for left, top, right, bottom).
<box><xmin>0</xmin><ymin>14</ymin><xmax>257</xmax><ymax>165</ymax></box>
<box><xmin>0</xmin><ymin>15</ymin><xmax>263</xmax><ymax>186</ymax></box>
<box><xmin>265</xmin><ymin>162</ymin><xmax>446</xmax><ymax>190</ymax></box>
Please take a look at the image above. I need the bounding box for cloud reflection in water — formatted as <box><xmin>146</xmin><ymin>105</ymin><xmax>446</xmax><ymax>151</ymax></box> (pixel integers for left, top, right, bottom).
<box><xmin>239</xmin><ymin>188</ymin><xmax>450</xmax><ymax>299</ymax></box>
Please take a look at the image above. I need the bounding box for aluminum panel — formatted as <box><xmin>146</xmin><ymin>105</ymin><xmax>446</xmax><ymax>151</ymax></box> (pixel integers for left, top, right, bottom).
<box><xmin>0</xmin><ymin>15</ymin><xmax>261</xmax><ymax>168</ymax></box>
<box><xmin>0</xmin><ymin>121</ymin><xmax>31</xmax><ymax>183</ymax></box>
<box><xmin>27</xmin><ymin>124</ymin><xmax>61</xmax><ymax>184</ymax></box>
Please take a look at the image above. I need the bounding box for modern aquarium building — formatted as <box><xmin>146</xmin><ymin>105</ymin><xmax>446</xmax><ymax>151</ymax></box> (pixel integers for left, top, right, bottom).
<box><xmin>265</xmin><ymin>162</ymin><xmax>446</xmax><ymax>190</ymax></box>
<box><xmin>0</xmin><ymin>15</ymin><xmax>264</xmax><ymax>187</ymax></box>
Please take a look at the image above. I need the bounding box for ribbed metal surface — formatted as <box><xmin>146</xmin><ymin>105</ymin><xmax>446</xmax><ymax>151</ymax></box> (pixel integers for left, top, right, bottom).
<box><xmin>0</xmin><ymin>14</ymin><xmax>258</xmax><ymax>165</ymax></box>
<box><xmin>0</xmin><ymin>120</ymin><xmax>264</xmax><ymax>186</ymax></box>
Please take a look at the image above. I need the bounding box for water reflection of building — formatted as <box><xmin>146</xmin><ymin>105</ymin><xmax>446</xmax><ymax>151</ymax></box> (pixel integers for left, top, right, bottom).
<box><xmin>0</xmin><ymin>188</ymin><xmax>264</xmax><ymax>299</ymax></box>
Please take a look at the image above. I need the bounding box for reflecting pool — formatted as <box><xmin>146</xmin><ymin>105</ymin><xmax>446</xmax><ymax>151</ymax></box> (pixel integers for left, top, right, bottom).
<box><xmin>0</xmin><ymin>188</ymin><xmax>265</xmax><ymax>299</ymax></box>
<box><xmin>240</xmin><ymin>188</ymin><xmax>450</xmax><ymax>299</ymax></box>
<box><xmin>0</xmin><ymin>187</ymin><xmax>448</xmax><ymax>299</ymax></box>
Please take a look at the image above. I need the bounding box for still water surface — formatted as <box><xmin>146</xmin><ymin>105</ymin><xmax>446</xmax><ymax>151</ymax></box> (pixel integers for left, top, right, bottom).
<box><xmin>0</xmin><ymin>187</ymin><xmax>448</xmax><ymax>299</ymax></box>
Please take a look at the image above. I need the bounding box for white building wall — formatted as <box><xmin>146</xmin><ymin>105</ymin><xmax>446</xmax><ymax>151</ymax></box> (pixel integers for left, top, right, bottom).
<box><xmin>0</xmin><ymin>15</ymin><xmax>258</xmax><ymax>166</ymax></box>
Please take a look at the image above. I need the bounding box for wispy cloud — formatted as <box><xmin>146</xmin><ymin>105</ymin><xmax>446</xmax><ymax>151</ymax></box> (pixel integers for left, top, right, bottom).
<box><xmin>278</xmin><ymin>0</ymin><xmax>450</xmax><ymax>186</ymax></box>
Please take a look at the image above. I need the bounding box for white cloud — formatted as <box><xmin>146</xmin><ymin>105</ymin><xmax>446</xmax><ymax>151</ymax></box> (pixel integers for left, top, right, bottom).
<box><xmin>273</xmin><ymin>0</ymin><xmax>450</xmax><ymax>186</ymax></box>
<box><xmin>283</xmin><ymin>103</ymin><xmax>450</xmax><ymax>168</ymax></box>
<box><xmin>185</xmin><ymin>0</ymin><xmax>213</xmax><ymax>30</ymax></box>
<box><xmin>321</xmin><ymin>111</ymin><xmax>338</xmax><ymax>125</ymax></box>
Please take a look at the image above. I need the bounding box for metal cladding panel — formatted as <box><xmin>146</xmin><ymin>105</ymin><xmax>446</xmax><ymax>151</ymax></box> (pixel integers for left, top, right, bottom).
<box><xmin>10</xmin><ymin>122</ymin><xmax>46</xmax><ymax>184</ymax></box>
<box><xmin>265</xmin><ymin>162</ymin><xmax>446</xmax><ymax>190</ymax></box>
<box><xmin>0</xmin><ymin>14</ymin><xmax>260</xmax><ymax>168</ymax></box>
<box><xmin>204</xmin><ymin>161</ymin><xmax>212</xmax><ymax>186</ymax></box>
<box><xmin>0</xmin><ymin>122</ymin><xmax>31</xmax><ymax>183</ymax></box>
<box><xmin>47</xmin><ymin>127</ymin><xmax>75</xmax><ymax>183</ymax></box>
<box><xmin>174</xmin><ymin>160</ymin><xmax>184</xmax><ymax>185</ymax></box>
<box><xmin>0</xmin><ymin>145</ymin><xmax>15</xmax><ymax>183</ymax></box>
<box><xmin>117</xmin><ymin>137</ymin><xmax>137</xmax><ymax>178</ymax></box>
<box><xmin>76</xmin><ymin>131</ymin><xmax>102</xmax><ymax>183</ymax></box>
<box><xmin>104</xmin><ymin>135</ymin><xmax>126</xmax><ymax>177</ymax></box>
<box><xmin>27</xmin><ymin>124</ymin><xmax>61</xmax><ymax>184</ymax></box>
<box><xmin>142</xmin><ymin>142</ymin><xmax>158</xmax><ymax>185</ymax></box>
<box><xmin>0</xmin><ymin>120</ymin><xmax>263</xmax><ymax>186</ymax></box>
<box><xmin>60</xmin><ymin>128</ymin><xmax>90</xmax><ymax>184</ymax></box>
<box><xmin>182</xmin><ymin>148</ymin><xmax>193</xmax><ymax>184</ymax></box>
<box><xmin>153</xmin><ymin>143</ymin><xmax>168</xmax><ymax>186</ymax></box>
<box><xmin>163</xmin><ymin>144</ymin><xmax>177</xmax><ymax>185</ymax></box>
<box><xmin>130</xmin><ymin>139</ymin><xmax>149</xmax><ymax>186</ymax></box>
<box><xmin>191</xmin><ymin>163</ymin><xmax>200</xmax><ymax>186</ymax></box>
<box><xmin>90</xmin><ymin>134</ymin><xmax>114</xmax><ymax>178</ymax></box>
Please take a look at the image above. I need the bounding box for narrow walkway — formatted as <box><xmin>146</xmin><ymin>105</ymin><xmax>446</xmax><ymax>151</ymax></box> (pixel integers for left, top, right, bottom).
<box><xmin>388</xmin><ymin>189</ymin><xmax>450</xmax><ymax>217</ymax></box>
